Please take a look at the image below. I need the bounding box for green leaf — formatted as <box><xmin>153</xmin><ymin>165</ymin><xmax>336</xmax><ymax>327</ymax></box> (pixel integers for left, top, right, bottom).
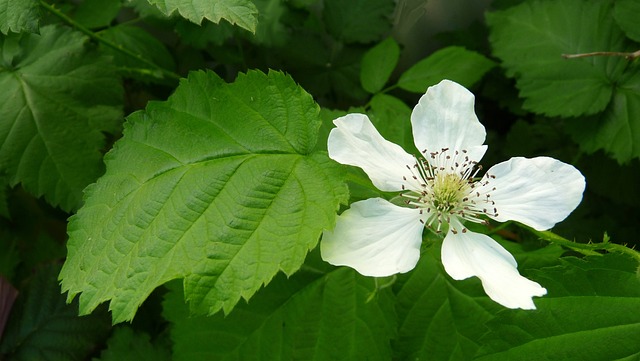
<box><xmin>74</xmin><ymin>0</ymin><xmax>122</xmax><ymax>29</ymax></box>
<box><xmin>360</xmin><ymin>37</ymin><xmax>400</xmax><ymax>93</ymax></box>
<box><xmin>0</xmin><ymin>265</ymin><xmax>111</xmax><ymax>360</ymax></box>
<box><xmin>175</xmin><ymin>19</ymin><xmax>234</xmax><ymax>48</ymax></box>
<box><xmin>486</xmin><ymin>0</ymin><xmax>632</xmax><ymax>117</ymax></box>
<box><xmin>322</xmin><ymin>0</ymin><xmax>395</xmax><ymax>44</ymax></box>
<box><xmin>368</xmin><ymin>93</ymin><xmax>412</xmax><ymax>149</ymax></box>
<box><xmin>0</xmin><ymin>25</ymin><xmax>123</xmax><ymax>211</ymax></box>
<box><xmin>475</xmin><ymin>254</ymin><xmax>640</xmax><ymax>360</ymax></box>
<box><xmin>397</xmin><ymin>46</ymin><xmax>495</xmax><ymax>93</ymax></box>
<box><xmin>94</xmin><ymin>327</ymin><xmax>171</xmax><ymax>361</ymax></box>
<box><xmin>614</xmin><ymin>0</ymin><xmax>640</xmax><ymax>42</ymax></box>
<box><xmin>394</xmin><ymin>250</ymin><xmax>500</xmax><ymax>361</ymax></box>
<box><xmin>565</xmin><ymin>68</ymin><xmax>640</xmax><ymax>163</ymax></box>
<box><xmin>248</xmin><ymin>0</ymin><xmax>288</xmax><ymax>47</ymax></box>
<box><xmin>0</xmin><ymin>0</ymin><xmax>39</xmax><ymax>34</ymax></box>
<box><xmin>146</xmin><ymin>0</ymin><xmax>258</xmax><ymax>33</ymax></box>
<box><xmin>59</xmin><ymin>70</ymin><xmax>349</xmax><ymax>323</ymax></box>
<box><xmin>99</xmin><ymin>24</ymin><xmax>176</xmax><ymax>82</ymax></box>
<box><xmin>163</xmin><ymin>267</ymin><xmax>396</xmax><ymax>361</ymax></box>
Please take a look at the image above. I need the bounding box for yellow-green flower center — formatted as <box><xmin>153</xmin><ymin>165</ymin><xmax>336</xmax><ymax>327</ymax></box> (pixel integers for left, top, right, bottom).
<box><xmin>399</xmin><ymin>148</ymin><xmax>498</xmax><ymax>233</ymax></box>
<box><xmin>431</xmin><ymin>173</ymin><xmax>471</xmax><ymax>213</ymax></box>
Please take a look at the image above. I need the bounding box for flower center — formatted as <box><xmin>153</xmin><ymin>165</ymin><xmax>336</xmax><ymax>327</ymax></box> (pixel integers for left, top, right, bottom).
<box><xmin>431</xmin><ymin>173</ymin><xmax>471</xmax><ymax>213</ymax></box>
<box><xmin>400</xmin><ymin>148</ymin><xmax>498</xmax><ymax>233</ymax></box>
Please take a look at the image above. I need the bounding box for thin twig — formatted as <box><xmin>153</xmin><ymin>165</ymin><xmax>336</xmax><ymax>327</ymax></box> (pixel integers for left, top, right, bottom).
<box><xmin>562</xmin><ymin>50</ymin><xmax>640</xmax><ymax>60</ymax></box>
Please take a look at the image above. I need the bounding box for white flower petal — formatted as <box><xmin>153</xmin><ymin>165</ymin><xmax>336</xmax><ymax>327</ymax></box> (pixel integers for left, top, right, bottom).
<box><xmin>321</xmin><ymin>198</ymin><xmax>425</xmax><ymax>277</ymax></box>
<box><xmin>441</xmin><ymin>222</ymin><xmax>547</xmax><ymax>310</ymax></box>
<box><xmin>328</xmin><ymin>114</ymin><xmax>420</xmax><ymax>192</ymax></box>
<box><xmin>411</xmin><ymin>80</ymin><xmax>487</xmax><ymax>161</ymax></box>
<box><xmin>480</xmin><ymin>157</ymin><xmax>586</xmax><ymax>231</ymax></box>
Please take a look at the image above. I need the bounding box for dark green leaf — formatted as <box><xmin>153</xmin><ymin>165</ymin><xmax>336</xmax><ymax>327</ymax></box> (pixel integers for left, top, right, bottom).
<box><xmin>323</xmin><ymin>0</ymin><xmax>395</xmax><ymax>44</ymax></box>
<box><xmin>0</xmin><ymin>25</ymin><xmax>123</xmax><ymax>211</ymax></box>
<box><xmin>59</xmin><ymin>70</ymin><xmax>348</xmax><ymax>323</ymax></box>
<box><xmin>397</xmin><ymin>46</ymin><xmax>495</xmax><ymax>93</ymax></box>
<box><xmin>94</xmin><ymin>327</ymin><xmax>171</xmax><ymax>361</ymax></box>
<box><xmin>175</xmin><ymin>19</ymin><xmax>234</xmax><ymax>48</ymax></box>
<box><xmin>475</xmin><ymin>254</ymin><xmax>640</xmax><ymax>361</ymax></box>
<box><xmin>0</xmin><ymin>0</ymin><xmax>39</xmax><ymax>34</ymax></box>
<box><xmin>99</xmin><ymin>24</ymin><xmax>176</xmax><ymax>82</ymax></box>
<box><xmin>360</xmin><ymin>37</ymin><xmax>400</xmax><ymax>93</ymax></box>
<box><xmin>565</xmin><ymin>68</ymin><xmax>640</xmax><ymax>162</ymax></box>
<box><xmin>248</xmin><ymin>0</ymin><xmax>289</xmax><ymax>46</ymax></box>
<box><xmin>74</xmin><ymin>0</ymin><xmax>121</xmax><ymax>29</ymax></box>
<box><xmin>163</xmin><ymin>267</ymin><xmax>396</xmax><ymax>361</ymax></box>
<box><xmin>614</xmin><ymin>0</ymin><xmax>640</xmax><ymax>42</ymax></box>
<box><xmin>0</xmin><ymin>265</ymin><xmax>111</xmax><ymax>361</ymax></box>
<box><xmin>487</xmin><ymin>0</ymin><xmax>631</xmax><ymax>117</ymax></box>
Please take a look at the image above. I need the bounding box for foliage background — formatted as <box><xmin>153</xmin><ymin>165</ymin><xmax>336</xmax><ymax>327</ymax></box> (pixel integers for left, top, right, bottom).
<box><xmin>0</xmin><ymin>0</ymin><xmax>639</xmax><ymax>360</ymax></box>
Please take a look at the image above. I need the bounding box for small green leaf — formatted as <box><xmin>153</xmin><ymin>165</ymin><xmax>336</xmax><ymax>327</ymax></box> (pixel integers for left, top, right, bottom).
<box><xmin>94</xmin><ymin>327</ymin><xmax>171</xmax><ymax>361</ymax></box>
<box><xmin>99</xmin><ymin>24</ymin><xmax>176</xmax><ymax>82</ymax></box>
<box><xmin>146</xmin><ymin>0</ymin><xmax>258</xmax><ymax>33</ymax></box>
<box><xmin>0</xmin><ymin>265</ymin><xmax>111</xmax><ymax>360</ymax></box>
<box><xmin>0</xmin><ymin>25</ymin><xmax>123</xmax><ymax>211</ymax></box>
<box><xmin>248</xmin><ymin>0</ymin><xmax>289</xmax><ymax>46</ymax></box>
<box><xmin>74</xmin><ymin>0</ymin><xmax>121</xmax><ymax>29</ymax></box>
<box><xmin>475</xmin><ymin>254</ymin><xmax>640</xmax><ymax>361</ymax></box>
<box><xmin>614</xmin><ymin>0</ymin><xmax>640</xmax><ymax>42</ymax></box>
<box><xmin>0</xmin><ymin>0</ymin><xmax>39</xmax><ymax>34</ymax></box>
<box><xmin>360</xmin><ymin>37</ymin><xmax>400</xmax><ymax>93</ymax></box>
<box><xmin>397</xmin><ymin>46</ymin><xmax>495</xmax><ymax>93</ymax></box>
<box><xmin>487</xmin><ymin>0</ymin><xmax>632</xmax><ymax>117</ymax></box>
<box><xmin>59</xmin><ymin>70</ymin><xmax>348</xmax><ymax>323</ymax></box>
<box><xmin>323</xmin><ymin>0</ymin><xmax>395</xmax><ymax>44</ymax></box>
<box><xmin>163</xmin><ymin>267</ymin><xmax>396</xmax><ymax>361</ymax></box>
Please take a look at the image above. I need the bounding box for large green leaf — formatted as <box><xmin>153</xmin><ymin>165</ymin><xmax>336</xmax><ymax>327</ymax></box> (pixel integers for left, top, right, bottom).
<box><xmin>163</xmin><ymin>265</ymin><xmax>396</xmax><ymax>361</ymax></box>
<box><xmin>322</xmin><ymin>0</ymin><xmax>395</xmax><ymax>44</ymax></box>
<box><xmin>146</xmin><ymin>0</ymin><xmax>258</xmax><ymax>33</ymax></box>
<box><xmin>475</xmin><ymin>254</ymin><xmax>640</xmax><ymax>360</ymax></box>
<box><xmin>0</xmin><ymin>265</ymin><xmax>111</xmax><ymax>361</ymax></box>
<box><xmin>59</xmin><ymin>70</ymin><xmax>348</xmax><ymax>323</ymax></box>
<box><xmin>394</xmin><ymin>249</ymin><xmax>500</xmax><ymax>361</ymax></box>
<box><xmin>0</xmin><ymin>0</ymin><xmax>39</xmax><ymax>34</ymax></box>
<box><xmin>397</xmin><ymin>46</ymin><xmax>495</xmax><ymax>93</ymax></box>
<box><xmin>0</xmin><ymin>25</ymin><xmax>123</xmax><ymax>211</ymax></box>
<box><xmin>487</xmin><ymin>0</ymin><xmax>631</xmax><ymax>117</ymax></box>
<box><xmin>613</xmin><ymin>0</ymin><xmax>640</xmax><ymax>42</ymax></box>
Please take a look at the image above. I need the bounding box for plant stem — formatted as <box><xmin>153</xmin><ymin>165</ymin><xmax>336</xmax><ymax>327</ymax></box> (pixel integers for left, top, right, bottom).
<box><xmin>39</xmin><ymin>0</ymin><xmax>181</xmax><ymax>81</ymax></box>
<box><xmin>562</xmin><ymin>49</ymin><xmax>640</xmax><ymax>60</ymax></box>
<box><xmin>525</xmin><ymin>226</ymin><xmax>640</xmax><ymax>263</ymax></box>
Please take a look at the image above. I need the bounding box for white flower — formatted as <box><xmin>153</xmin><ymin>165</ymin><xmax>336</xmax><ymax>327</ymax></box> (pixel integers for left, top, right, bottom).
<box><xmin>321</xmin><ymin>80</ymin><xmax>585</xmax><ymax>310</ymax></box>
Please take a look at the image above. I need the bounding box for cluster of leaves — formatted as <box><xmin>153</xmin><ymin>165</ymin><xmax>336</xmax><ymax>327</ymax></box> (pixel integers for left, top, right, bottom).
<box><xmin>0</xmin><ymin>0</ymin><xmax>639</xmax><ymax>360</ymax></box>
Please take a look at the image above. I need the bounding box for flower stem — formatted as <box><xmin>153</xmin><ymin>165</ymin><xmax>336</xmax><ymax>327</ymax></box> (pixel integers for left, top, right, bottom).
<box><xmin>524</xmin><ymin>226</ymin><xmax>640</xmax><ymax>264</ymax></box>
<box><xmin>38</xmin><ymin>0</ymin><xmax>181</xmax><ymax>81</ymax></box>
